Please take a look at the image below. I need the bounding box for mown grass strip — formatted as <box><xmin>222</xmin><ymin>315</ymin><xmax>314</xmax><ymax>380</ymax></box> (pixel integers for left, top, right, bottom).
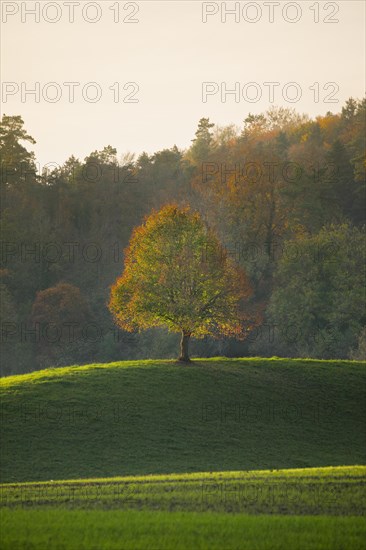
<box><xmin>1</xmin><ymin>466</ymin><xmax>365</xmax><ymax>516</ymax></box>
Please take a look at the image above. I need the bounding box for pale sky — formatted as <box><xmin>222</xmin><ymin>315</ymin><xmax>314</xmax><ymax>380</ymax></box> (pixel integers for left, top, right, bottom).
<box><xmin>1</xmin><ymin>0</ymin><xmax>365</xmax><ymax>169</ymax></box>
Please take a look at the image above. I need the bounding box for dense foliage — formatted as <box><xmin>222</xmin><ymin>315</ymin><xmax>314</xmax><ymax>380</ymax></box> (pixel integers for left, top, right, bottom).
<box><xmin>109</xmin><ymin>205</ymin><xmax>253</xmax><ymax>361</ymax></box>
<box><xmin>1</xmin><ymin>99</ymin><xmax>365</xmax><ymax>374</ymax></box>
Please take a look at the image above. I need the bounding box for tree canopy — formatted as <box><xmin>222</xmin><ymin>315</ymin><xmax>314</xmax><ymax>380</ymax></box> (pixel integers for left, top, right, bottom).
<box><xmin>109</xmin><ymin>205</ymin><xmax>253</xmax><ymax>361</ymax></box>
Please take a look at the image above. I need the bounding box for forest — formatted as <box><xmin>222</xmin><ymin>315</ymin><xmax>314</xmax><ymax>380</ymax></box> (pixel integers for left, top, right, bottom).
<box><xmin>1</xmin><ymin>98</ymin><xmax>365</xmax><ymax>376</ymax></box>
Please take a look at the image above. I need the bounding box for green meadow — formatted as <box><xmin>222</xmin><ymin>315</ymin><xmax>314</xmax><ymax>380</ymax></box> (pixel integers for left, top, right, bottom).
<box><xmin>1</xmin><ymin>358</ymin><xmax>365</xmax><ymax>548</ymax></box>
<box><xmin>1</xmin><ymin>358</ymin><xmax>365</xmax><ymax>482</ymax></box>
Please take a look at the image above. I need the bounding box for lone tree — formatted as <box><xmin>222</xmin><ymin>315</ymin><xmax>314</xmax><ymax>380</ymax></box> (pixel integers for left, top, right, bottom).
<box><xmin>109</xmin><ymin>204</ymin><xmax>253</xmax><ymax>362</ymax></box>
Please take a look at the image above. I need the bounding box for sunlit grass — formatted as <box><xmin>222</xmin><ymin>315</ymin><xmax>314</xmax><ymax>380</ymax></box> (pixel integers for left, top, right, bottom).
<box><xmin>1</xmin><ymin>466</ymin><xmax>365</xmax><ymax>516</ymax></box>
<box><xmin>1</xmin><ymin>509</ymin><xmax>365</xmax><ymax>550</ymax></box>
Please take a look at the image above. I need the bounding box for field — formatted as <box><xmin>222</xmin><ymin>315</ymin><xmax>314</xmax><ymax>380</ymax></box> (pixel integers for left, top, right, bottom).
<box><xmin>1</xmin><ymin>358</ymin><xmax>365</xmax><ymax>548</ymax></box>
<box><xmin>2</xmin><ymin>509</ymin><xmax>366</xmax><ymax>550</ymax></box>
<box><xmin>1</xmin><ymin>466</ymin><xmax>366</xmax><ymax>549</ymax></box>
<box><xmin>1</xmin><ymin>358</ymin><xmax>365</xmax><ymax>482</ymax></box>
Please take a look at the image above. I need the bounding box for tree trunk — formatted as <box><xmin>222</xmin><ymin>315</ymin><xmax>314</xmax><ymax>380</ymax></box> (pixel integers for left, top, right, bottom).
<box><xmin>179</xmin><ymin>331</ymin><xmax>191</xmax><ymax>363</ymax></box>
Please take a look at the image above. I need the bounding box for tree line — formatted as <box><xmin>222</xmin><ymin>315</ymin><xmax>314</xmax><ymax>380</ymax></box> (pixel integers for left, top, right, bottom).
<box><xmin>1</xmin><ymin>99</ymin><xmax>365</xmax><ymax>375</ymax></box>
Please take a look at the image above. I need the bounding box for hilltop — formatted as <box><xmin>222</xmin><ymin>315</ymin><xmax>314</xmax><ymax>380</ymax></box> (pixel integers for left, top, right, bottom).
<box><xmin>1</xmin><ymin>357</ymin><xmax>365</xmax><ymax>483</ymax></box>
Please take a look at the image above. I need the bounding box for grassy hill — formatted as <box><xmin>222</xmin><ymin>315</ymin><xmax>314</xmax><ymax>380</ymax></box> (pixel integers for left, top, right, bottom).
<box><xmin>1</xmin><ymin>358</ymin><xmax>365</xmax><ymax>483</ymax></box>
